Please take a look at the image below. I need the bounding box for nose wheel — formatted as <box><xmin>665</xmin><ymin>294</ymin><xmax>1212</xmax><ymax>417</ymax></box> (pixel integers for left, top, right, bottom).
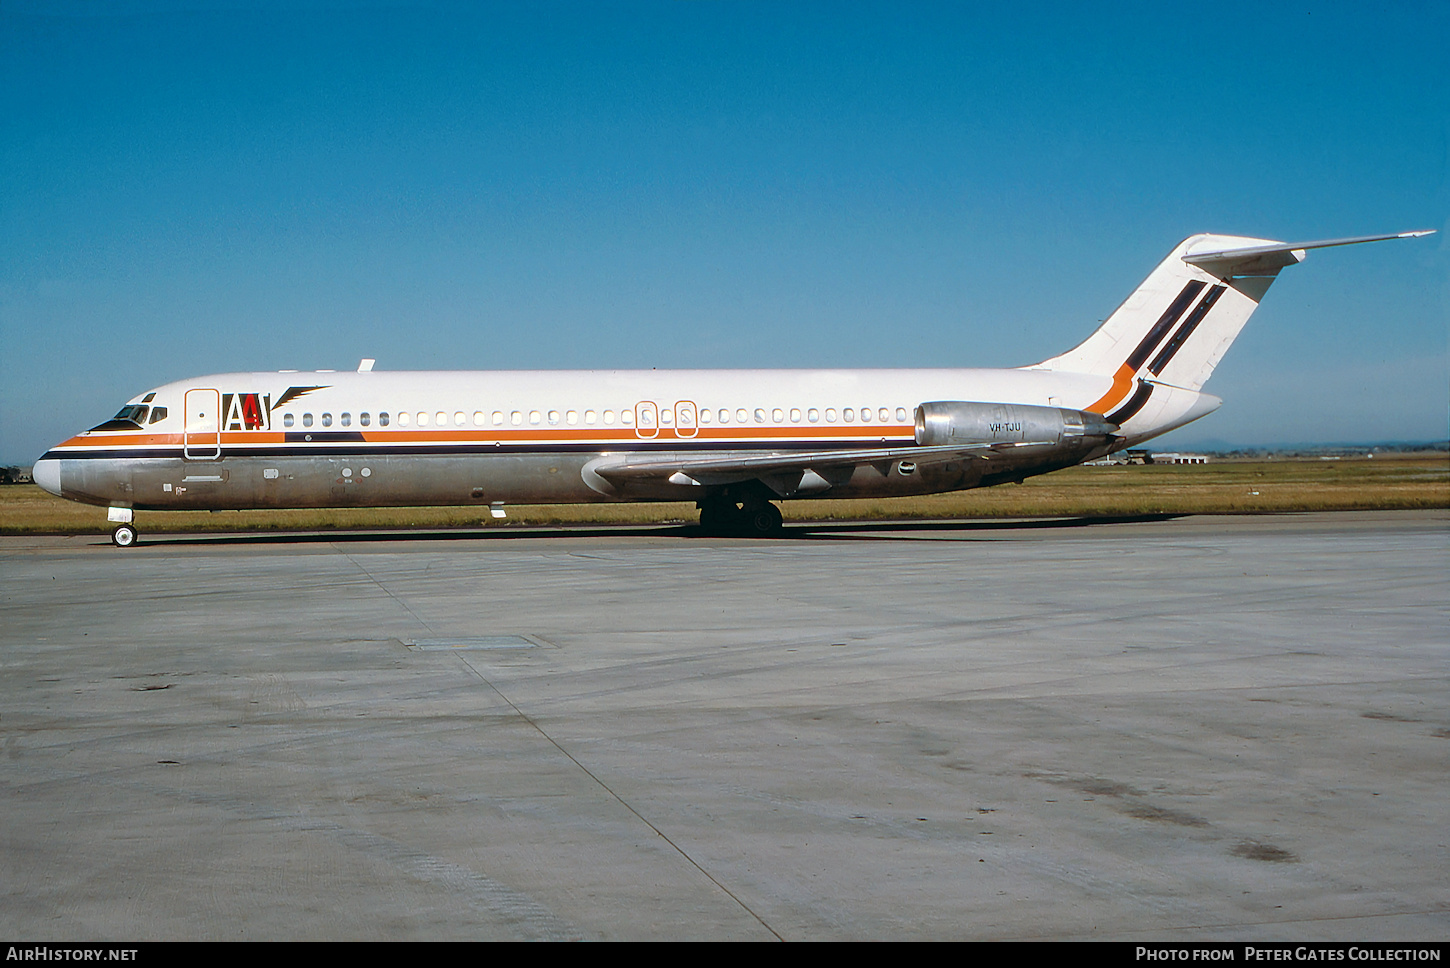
<box><xmin>112</xmin><ymin>524</ymin><xmax>138</xmax><ymax>547</ymax></box>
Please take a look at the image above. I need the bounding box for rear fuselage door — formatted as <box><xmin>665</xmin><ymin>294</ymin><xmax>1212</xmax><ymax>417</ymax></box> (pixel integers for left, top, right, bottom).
<box><xmin>674</xmin><ymin>400</ymin><xmax>698</xmax><ymax>438</ymax></box>
<box><xmin>184</xmin><ymin>388</ymin><xmax>221</xmax><ymax>460</ymax></box>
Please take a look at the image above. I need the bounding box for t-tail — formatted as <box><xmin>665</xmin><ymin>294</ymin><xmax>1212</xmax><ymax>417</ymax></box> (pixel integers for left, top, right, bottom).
<box><xmin>1029</xmin><ymin>230</ymin><xmax>1435</xmax><ymax>444</ymax></box>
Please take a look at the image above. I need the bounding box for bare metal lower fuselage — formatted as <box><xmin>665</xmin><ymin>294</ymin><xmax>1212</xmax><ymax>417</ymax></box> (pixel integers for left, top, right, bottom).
<box><xmin>45</xmin><ymin>442</ymin><xmax>1102</xmax><ymax>513</ymax></box>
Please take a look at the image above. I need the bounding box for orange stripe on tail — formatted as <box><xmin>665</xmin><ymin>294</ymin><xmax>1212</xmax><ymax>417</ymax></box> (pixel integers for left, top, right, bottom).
<box><xmin>1085</xmin><ymin>362</ymin><xmax>1135</xmax><ymax>415</ymax></box>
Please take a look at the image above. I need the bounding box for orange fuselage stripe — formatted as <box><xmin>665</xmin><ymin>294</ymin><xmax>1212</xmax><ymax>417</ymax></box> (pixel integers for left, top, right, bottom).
<box><xmin>56</xmin><ymin>425</ymin><xmax>916</xmax><ymax>451</ymax></box>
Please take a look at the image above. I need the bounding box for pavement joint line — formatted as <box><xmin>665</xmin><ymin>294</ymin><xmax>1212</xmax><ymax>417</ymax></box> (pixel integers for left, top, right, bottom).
<box><xmin>5</xmin><ymin>747</ymin><xmax>584</xmax><ymax>940</ymax></box>
<box><xmin>331</xmin><ymin>542</ymin><xmax>436</xmax><ymax>635</ymax></box>
<box><xmin>454</xmin><ymin>651</ymin><xmax>787</xmax><ymax>942</ymax></box>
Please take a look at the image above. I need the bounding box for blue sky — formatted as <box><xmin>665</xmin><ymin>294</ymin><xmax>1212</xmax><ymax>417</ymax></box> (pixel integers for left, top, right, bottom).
<box><xmin>2</xmin><ymin>1</ymin><xmax>1446</xmax><ymax>463</ymax></box>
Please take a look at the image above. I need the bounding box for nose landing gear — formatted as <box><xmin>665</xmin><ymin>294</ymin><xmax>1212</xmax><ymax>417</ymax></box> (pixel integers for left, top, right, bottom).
<box><xmin>107</xmin><ymin>507</ymin><xmax>137</xmax><ymax>547</ymax></box>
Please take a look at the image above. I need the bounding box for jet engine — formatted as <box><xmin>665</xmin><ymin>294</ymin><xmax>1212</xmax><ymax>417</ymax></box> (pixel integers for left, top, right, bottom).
<box><xmin>914</xmin><ymin>401</ymin><xmax>1118</xmax><ymax>447</ymax></box>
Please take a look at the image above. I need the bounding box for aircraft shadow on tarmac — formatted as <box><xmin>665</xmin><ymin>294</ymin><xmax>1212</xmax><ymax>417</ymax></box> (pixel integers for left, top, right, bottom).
<box><xmin>118</xmin><ymin>513</ymin><xmax>1187</xmax><ymax>547</ymax></box>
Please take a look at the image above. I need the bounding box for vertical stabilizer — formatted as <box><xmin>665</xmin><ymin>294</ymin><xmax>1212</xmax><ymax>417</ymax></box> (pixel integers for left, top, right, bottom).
<box><xmin>1032</xmin><ymin>235</ymin><xmax>1281</xmax><ymax>418</ymax></box>
<box><xmin>1031</xmin><ymin>230</ymin><xmax>1434</xmax><ymax>420</ymax></box>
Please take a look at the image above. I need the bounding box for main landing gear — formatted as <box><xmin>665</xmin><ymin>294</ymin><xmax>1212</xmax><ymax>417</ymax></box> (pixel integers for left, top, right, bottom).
<box><xmin>697</xmin><ymin>494</ymin><xmax>784</xmax><ymax>538</ymax></box>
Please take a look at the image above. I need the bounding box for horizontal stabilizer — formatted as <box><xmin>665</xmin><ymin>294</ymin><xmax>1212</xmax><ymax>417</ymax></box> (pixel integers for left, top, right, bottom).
<box><xmin>1183</xmin><ymin>230</ymin><xmax>1435</xmax><ymax>277</ymax></box>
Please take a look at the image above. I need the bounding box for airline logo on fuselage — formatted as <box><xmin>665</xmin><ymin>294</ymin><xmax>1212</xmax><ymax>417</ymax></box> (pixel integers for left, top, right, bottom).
<box><xmin>215</xmin><ymin>386</ymin><xmax>326</xmax><ymax>431</ymax></box>
<box><xmin>222</xmin><ymin>392</ymin><xmax>272</xmax><ymax>430</ymax></box>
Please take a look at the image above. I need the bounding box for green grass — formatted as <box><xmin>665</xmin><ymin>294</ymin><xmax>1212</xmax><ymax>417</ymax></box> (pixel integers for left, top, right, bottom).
<box><xmin>2</xmin><ymin>454</ymin><xmax>1445</xmax><ymax>535</ymax></box>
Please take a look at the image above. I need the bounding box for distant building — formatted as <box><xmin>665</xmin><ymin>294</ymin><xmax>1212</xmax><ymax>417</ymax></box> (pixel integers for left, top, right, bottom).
<box><xmin>1087</xmin><ymin>450</ymin><xmax>1209</xmax><ymax>466</ymax></box>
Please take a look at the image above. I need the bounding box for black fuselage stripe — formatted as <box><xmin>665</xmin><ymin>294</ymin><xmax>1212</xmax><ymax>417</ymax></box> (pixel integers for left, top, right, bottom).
<box><xmin>1148</xmin><ymin>284</ymin><xmax>1227</xmax><ymax>376</ymax></box>
<box><xmin>1124</xmin><ymin>280</ymin><xmax>1207</xmax><ymax>371</ymax></box>
<box><xmin>1105</xmin><ymin>381</ymin><xmax>1154</xmax><ymax>425</ymax></box>
<box><xmin>284</xmin><ymin>431</ymin><xmax>367</xmax><ymax>442</ymax></box>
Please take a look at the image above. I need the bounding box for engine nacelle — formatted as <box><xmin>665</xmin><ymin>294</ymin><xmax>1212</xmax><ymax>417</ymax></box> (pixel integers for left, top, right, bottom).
<box><xmin>914</xmin><ymin>401</ymin><xmax>1118</xmax><ymax>447</ymax></box>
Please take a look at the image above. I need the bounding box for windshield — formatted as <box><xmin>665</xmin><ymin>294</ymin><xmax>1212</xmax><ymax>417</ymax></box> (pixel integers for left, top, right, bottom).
<box><xmin>87</xmin><ymin>404</ymin><xmax>151</xmax><ymax>432</ymax></box>
<box><xmin>113</xmin><ymin>405</ymin><xmax>149</xmax><ymax>425</ymax></box>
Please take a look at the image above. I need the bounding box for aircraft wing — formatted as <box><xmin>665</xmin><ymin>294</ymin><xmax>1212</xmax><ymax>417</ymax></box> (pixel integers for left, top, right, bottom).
<box><xmin>586</xmin><ymin>440</ymin><xmax>1057</xmax><ymax>495</ymax></box>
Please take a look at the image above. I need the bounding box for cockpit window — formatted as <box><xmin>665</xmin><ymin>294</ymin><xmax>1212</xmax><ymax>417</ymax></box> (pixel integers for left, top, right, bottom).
<box><xmin>89</xmin><ymin>405</ymin><xmax>151</xmax><ymax>431</ymax></box>
<box><xmin>114</xmin><ymin>405</ymin><xmax>149</xmax><ymax>425</ymax></box>
<box><xmin>148</xmin><ymin>407</ymin><xmax>167</xmax><ymax>424</ymax></box>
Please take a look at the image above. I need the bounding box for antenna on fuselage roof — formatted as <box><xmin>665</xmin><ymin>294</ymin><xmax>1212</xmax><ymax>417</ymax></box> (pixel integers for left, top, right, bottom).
<box><xmin>357</xmin><ymin>359</ymin><xmax>375</xmax><ymax>373</ymax></box>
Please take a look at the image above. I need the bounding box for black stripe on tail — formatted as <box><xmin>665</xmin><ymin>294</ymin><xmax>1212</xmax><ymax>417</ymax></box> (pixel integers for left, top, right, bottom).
<box><xmin>1106</xmin><ymin>380</ymin><xmax>1155</xmax><ymax>425</ymax></box>
<box><xmin>1148</xmin><ymin>284</ymin><xmax>1227</xmax><ymax>376</ymax></box>
<box><xmin>1124</xmin><ymin>281</ymin><xmax>1206</xmax><ymax>371</ymax></box>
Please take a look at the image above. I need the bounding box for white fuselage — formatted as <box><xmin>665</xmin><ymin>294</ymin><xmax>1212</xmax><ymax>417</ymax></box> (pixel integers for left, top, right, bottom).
<box><xmin>35</xmin><ymin>365</ymin><xmax>1178</xmax><ymax>513</ymax></box>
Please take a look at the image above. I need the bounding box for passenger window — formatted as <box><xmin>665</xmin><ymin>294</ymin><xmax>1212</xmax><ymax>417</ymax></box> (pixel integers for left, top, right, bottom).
<box><xmin>895</xmin><ymin>407</ymin><xmax>907</xmax><ymax>422</ymax></box>
<box><xmin>621</xmin><ymin>410</ymin><xmax>633</xmax><ymax>425</ymax></box>
<box><xmin>699</xmin><ymin>409</ymin><xmax>711</xmax><ymax>425</ymax></box>
<box><xmin>397</xmin><ymin>411</ymin><xmax>410</xmax><ymax>426</ymax></box>
<box><xmin>790</xmin><ymin>409</ymin><xmax>801</xmax><ymax>423</ymax></box>
<box><xmin>530</xmin><ymin>411</ymin><xmax>541</xmax><ymax>425</ymax></box>
<box><xmin>547</xmin><ymin>410</ymin><xmax>560</xmax><ymax>425</ymax></box>
<box><xmin>808</xmin><ymin>409</ymin><xmax>819</xmax><ymax>423</ymax></box>
<box><xmin>284</xmin><ymin>413</ymin><xmax>295</xmax><ymax>428</ymax></box>
<box><xmin>603</xmin><ymin>410</ymin><xmax>615</xmax><ymax>425</ymax></box>
<box><xmin>879</xmin><ymin>408</ymin><xmax>890</xmax><ymax>423</ymax></box>
<box><xmin>379</xmin><ymin>412</ymin><xmax>390</xmax><ymax>426</ymax></box>
<box><xmin>454</xmin><ymin>411</ymin><xmax>465</xmax><ymax>426</ymax></box>
<box><xmin>473</xmin><ymin>411</ymin><xmax>485</xmax><ymax>426</ymax></box>
<box><xmin>825</xmin><ymin>409</ymin><xmax>836</xmax><ymax>423</ymax></box>
<box><xmin>340</xmin><ymin>412</ymin><xmax>351</xmax><ymax>427</ymax></box>
<box><xmin>585</xmin><ymin>410</ymin><xmax>597</xmax><ymax>424</ymax></box>
<box><xmin>842</xmin><ymin>409</ymin><xmax>854</xmax><ymax>423</ymax></box>
<box><xmin>417</xmin><ymin>412</ymin><xmax>429</xmax><ymax>426</ymax></box>
<box><xmin>718</xmin><ymin>409</ymin><xmax>730</xmax><ymax>424</ymax></box>
<box><xmin>772</xmin><ymin>409</ymin><xmax>783</xmax><ymax>423</ymax></box>
<box><xmin>493</xmin><ymin>411</ymin><xmax>504</xmax><ymax>426</ymax></box>
<box><xmin>322</xmin><ymin>413</ymin><xmax>333</xmax><ymax>427</ymax></box>
<box><xmin>736</xmin><ymin>408</ymin><xmax>748</xmax><ymax>423</ymax></box>
<box><xmin>360</xmin><ymin>412</ymin><xmax>370</xmax><ymax>427</ymax></box>
<box><xmin>510</xmin><ymin>411</ymin><xmax>522</xmax><ymax>426</ymax></box>
<box><xmin>303</xmin><ymin>413</ymin><xmax>313</xmax><ymax>428</ymax></box>
<box><xmin>567</xmin><ymin>410</ymin><xmax>578</xmax><ymax>425</ymax></box>
<box><xmin>437</xmin><ymin>412</ymin><xmax>448</xmax><ymax>427</ymax></box>
<box><xmin>860</xmin><ymin>408</ymin><xmax>871</xmax><ymax>422</ymax></box>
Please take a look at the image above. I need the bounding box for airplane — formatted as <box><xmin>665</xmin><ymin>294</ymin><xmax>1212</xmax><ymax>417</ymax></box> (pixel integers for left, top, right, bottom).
<box><xmin>32</xmin><ymin>229</ymin><xmax>1434</xmax><ymax>546</ymax></box>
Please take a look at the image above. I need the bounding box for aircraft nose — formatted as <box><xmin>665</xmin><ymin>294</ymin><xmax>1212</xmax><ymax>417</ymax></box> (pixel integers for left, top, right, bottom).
<box><xmin>32</xmin><ymin>458</ymin><xmax>62</xmax><ymax>497</ymax></box>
